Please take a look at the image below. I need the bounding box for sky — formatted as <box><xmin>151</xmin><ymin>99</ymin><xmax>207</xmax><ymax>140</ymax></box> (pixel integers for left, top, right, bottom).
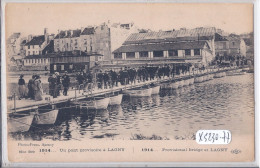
<box><xmin>5</xmin><ymin>3</ymin><xmax>253</xmax><ymax>38</ymax></box>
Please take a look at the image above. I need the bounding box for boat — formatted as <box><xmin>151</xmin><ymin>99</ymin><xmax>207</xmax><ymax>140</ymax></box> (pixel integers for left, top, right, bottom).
<box><xmin>183</xmin><ymin>79</ymin><xmax>189</xmax><ymax>86</ymax></box>
<box><xmin>178</xmin><ymin>80</ymin><xmax>184</xmax><ymax>87</ymax></box>
<box><xmin>123</xmin><ymin>88</ymin><xmax>152</xmax><ymax>97</ymax></box>
<box><xmin>109</xmin><ymin>94</ymin><xmax>123</xmax><ymax>105</ymax></box>
<box><xmin>214</xmin><ymin>72</ymin><xmax>223</xmax><ymax>78</ymax></box>
<box><xmin>226</xmin><ymin>71</ymin><xmax>246</xmax><ymax>76</ymax></box>
<box><xmin>242</xmin><ymin>67</ymin><xmax>250</xmax><ymax>71</ymax></box>
<box><xmin>34</xmin><ymin>109</ymin><xmax>59</xmax><ymax>125</ymax></box>
<box><xmin>75</xmin><ymin>97</ymin><xmax>110</xmax><ymax>110</ymax></box>
<box><xmin>8</xmin><ymin>114</ymin><xmax>34</xmax><ymax>132</ymax></box>
<box><xmin>171</xmin><ymin>81</ymin><xmax>179</xmax><ymax>89</ymax></box>
<box><xmin>189</xmin><ymin>78</ymin><xmax>195</xmax><ymax>85</ymax></box>
<box><xmin>151</xmin><ymin>85</ymin><xmax>160</xmax><ymax>94</ymax></box>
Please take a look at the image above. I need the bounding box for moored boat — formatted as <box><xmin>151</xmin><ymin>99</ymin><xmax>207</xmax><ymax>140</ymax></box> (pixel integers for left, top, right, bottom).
<box><xmin>226</xmin><ymin>71</ymin><xmax>246</xmax><ymax>76</ymax></box>
<box><xmin>183</xmin><ymin>79</ymin><xmax>189</xmax><ymax>86</ymax></box>
<box><xmin>123</xmin><ymin>88</ymin><xmax>152</xmax><ymax>97</ymax></box>
<box><xmin>8</xmin><ymin>114</ymin><xmax>34</xmax><ymax>132</ymax></box>
<box><xmin>34</xmin><ymin>109</ymin><xmax>59</xmax><ymax>125</ymax></box>
<box><xmin>171</xmin><ymin>81</ymin><xmax>179</xmax><ymax>89</ymax></box>
<box><xmin>189</xmin><ymin>78</ymin><xmax>195</xmax><ymax>85</ymax></box>
<box><xmin>178</xmin><ymin>80</ymin><xmax>184</xmax><ymax>87</ymax></box>
<box><xmin>79</xmin><ymin>97</ymin><xmax>110</xmax><ymax>110</ymax></box>
<box><xmin>151</xmin><ymin>85</ymin><xmax>160</xmax><ymax>94</ymax></box>
<box><xmin>109</xmin><ymin>94</ymin><xmax>123</xmax><ymax>105</ymax></box>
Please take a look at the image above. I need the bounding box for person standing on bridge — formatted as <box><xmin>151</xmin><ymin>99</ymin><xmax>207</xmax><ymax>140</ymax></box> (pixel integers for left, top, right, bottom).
<box><xmin>34</xmin><ymin>75</ymin><xmax>43</xmax><ymax>101</ymax></box>
<box><xmin>27</xmin><ymin>75</ymin><xmax>36</xmax><ymax>99</ymax></box>
<box><xmin>18</xmin><ymin>74</ymin><xmax>26</xmax><ymax>99</ymax></box>
<box><xmin>48</xmin><ymin>73</ymin><xmax>57</xmax><ymax>98</ymax></box>
<box><xmin>62</xmin><ymin>71</ymin><xmax>70</xmax><ymax>96</ymax></box>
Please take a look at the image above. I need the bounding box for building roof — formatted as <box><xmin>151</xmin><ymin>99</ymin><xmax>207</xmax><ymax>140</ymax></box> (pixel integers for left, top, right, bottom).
<box><xmin>7</xmin><ymin>33</ymin><xmax>21</xmax><ymax>44</ymax></box>
<box><xmin>215</xmin><ymin>33</ymin><xmax>228</xmax><ymax>41</ymax></box>
<box><xmin>55</xmin><ymin>29</ymin><xmax>82</xmax><ymax>39</ymax></box>
<box><xmin>25</xmin><ymin>35</ymin><xmax>45</xmax><ymax>46</ymax></box>
<box><xmin>113</xmin><ymin>41</ymin><xmax>209</xmax><ymax>53</ymax></box>
<box><xmin>81</xmin><ymin>27</ymin><xmax>95</xmax><ymax>35</ymax></box>
<box><xmin>25</xmin><ymin>51</ymin><xmax>103</xmax><ymax>59</ymax></box>
<box><xmin>226</xmin><ymin>34</ymin><xmax>241</xmax><ymax>41</ymax></box>
<box><xmin>124</xmin><ymin>27</ymin><xmax>216</xmax><ymax>45</ymax></box>
<box><xmin>42</xmin><ymin>40</ymin><xmax>54</xmax><ymax>54</ymax></box>
<box><xmin>243</xmin><ymin>38</ymin><xmax>254</xmax><ymax>46</ymax></box>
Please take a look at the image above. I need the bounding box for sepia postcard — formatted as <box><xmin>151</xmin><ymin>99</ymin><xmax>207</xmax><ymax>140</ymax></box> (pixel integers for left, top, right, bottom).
<box><xmin>1</xmin><ymin>1</ymin><xmax>257</xmax><ymax>167</ymax></box>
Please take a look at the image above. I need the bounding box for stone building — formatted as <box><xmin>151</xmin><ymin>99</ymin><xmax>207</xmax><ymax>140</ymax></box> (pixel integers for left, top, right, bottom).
<box><xmin>24</xmin><ymin>28</ymin><xmax>54</xmax><ymax>56</ymax></box>
<box><xmin>54</xmin><ymin>22</ymin><xmax>138</xmax><ymax>61</ymax></box>
<box><xmin>112</xmin><ymin>27</ymin><xmax>216</xmax><ymax>66</ymax></box>
<box><xmin>226</xmin><ymin>34</ymin><xmax>247</xmax><ymax>57</ymax></box>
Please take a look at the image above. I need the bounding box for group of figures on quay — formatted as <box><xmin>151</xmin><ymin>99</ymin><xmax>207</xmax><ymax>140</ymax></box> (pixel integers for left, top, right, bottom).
<box><xmin>17</xmin><ymin>64</ymin><xmax>194</xmax><ymax>101</ymax></box>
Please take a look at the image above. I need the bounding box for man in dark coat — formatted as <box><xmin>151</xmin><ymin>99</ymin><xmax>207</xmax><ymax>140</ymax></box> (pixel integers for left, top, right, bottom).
<box><xmin>27</xmin><ymin>75</ymin><xmax>36</xmax><ymax>99</ymax></box>
<box><xmin>48</xmin><ymin>74</ymin><xmax>57</xmax><ymax>98</ymax></box>
<box><xmin>62</xmin><ymin>71</ymin><xmax>70</xmax><ymax>96</ymax></box>
<box><xmin>76</xmin><ymin>71</ymin><xmax>85</xmax><ymax>91</ymax></box>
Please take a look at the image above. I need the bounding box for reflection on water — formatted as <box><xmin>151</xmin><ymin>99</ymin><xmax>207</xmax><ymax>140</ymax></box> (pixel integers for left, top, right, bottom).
<box><xmin>10</xmin><ymin>74</ymin><xmax>254</xmax><ymax>141</ymax></box>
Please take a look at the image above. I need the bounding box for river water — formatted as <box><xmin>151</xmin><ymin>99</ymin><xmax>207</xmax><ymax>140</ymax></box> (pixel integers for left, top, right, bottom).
<box><xmin>10</xmin><ymin>73</ymin><xmax>254</xmax><ymax>141</ymax></box>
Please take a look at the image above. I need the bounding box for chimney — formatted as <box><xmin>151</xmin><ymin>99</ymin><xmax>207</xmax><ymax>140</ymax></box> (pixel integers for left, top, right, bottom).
<box><xmin>44</xmin><ymin>28</ymin><xmax>49</xmax><ymax>43</ymax></box>
<box><xmin>81</xmin><ymin>27</ymin><xmax>84</xmax><ymax>32</ymax></box>
<box><xmin>28</xmin><ymin>35</ymin><xmax>33</xmax><ymax>41</ymax></box>
<box><xmin>65</xmin><ymin>30</ymin><xmax>68</xmax><ymax>36</ymax></box>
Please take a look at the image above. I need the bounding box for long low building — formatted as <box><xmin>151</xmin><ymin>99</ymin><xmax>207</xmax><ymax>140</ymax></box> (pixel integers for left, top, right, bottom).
<box><xmin>112</xmin><ymin>40</ymin><xmax>213</xmax><ymax>66</ymax></box>
<box><xmin>112</xmin><ymin>27</ymin><xmax>217</xmax><ymax>67</ymax></box>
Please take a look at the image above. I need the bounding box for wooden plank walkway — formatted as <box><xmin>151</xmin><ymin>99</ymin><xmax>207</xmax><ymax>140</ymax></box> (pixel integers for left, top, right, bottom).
<box><xmin>7</xmin><ymin>67</ymin><xmax>237</xmax><ymax>113</ymax></box>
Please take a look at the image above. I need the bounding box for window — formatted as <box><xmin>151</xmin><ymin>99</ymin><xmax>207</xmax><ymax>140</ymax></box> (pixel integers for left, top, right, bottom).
<box><xmin>28</xmin><ymin>46</ymin><xmax>30</xmax><ymax>49</ymax></box>
<box><xmin>126</xmin><ymin>52</ymin><xmax>135</xmax><ymax>59</ymax></box>
<box><xmin>54</xmin><ymin>65</ymin><xmax>57</xmax><ymax>70</ymax></box>
<box><xmin>33</xmin><ymin>45</ymin><xmax>34</xmax><ymax>49</ymax></box>
<box><xmin>185</xmin><ymin>49</ymin><xmax>191</xmax><ymax>56</ymax></box>
<box><xmin>139</xmin><ymin>51</ymin><xmax>148</xmax><ymax>58</ymax></box>
<box><xmin>61</xmin><ymin>65</ymin><xmax>64</xmax><ymax>71</ymax></box>
<box><xmin>194</xmin><ymin>49</ymin><xmax>200</xmax><ymax>55</ymax></box>
<box><xmin>153</xmin><ymin>51</ymin><xmax>163</xmax><ymax>57</ymax></box>
<box><xmin>114</xmin><ymin>53</ymin><xmax>122</xmax><ymax>59</ymax></box>
<box><xmin>69</xmin><ymin>64</ymin><xmax>73</xmax><ymax>69</ymax></box>
<box><xmin>28</xmin><ymin>51</ymin><xmax>30</xmax><ymax>55</ymax></box>
<box><xmin>33</xmin><ymin>51</ymin><xmax>35</xmax><ymax>55</ymax></box>
<box><xmin>168</xmin><ymin>50</ymin><xmax>178</xmax><ymax>57</ymax></box>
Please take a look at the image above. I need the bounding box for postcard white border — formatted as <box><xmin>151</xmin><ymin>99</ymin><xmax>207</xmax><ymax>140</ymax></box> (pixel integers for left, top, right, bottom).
<box><xmin>1</xmin><ymin>0</ymin><xmax>259</xmax><ymax>167</ymax></box>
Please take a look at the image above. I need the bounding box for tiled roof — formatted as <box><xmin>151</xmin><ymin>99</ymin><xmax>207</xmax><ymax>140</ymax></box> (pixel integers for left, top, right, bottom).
<box><xmin>9</xmin><ymin>33</ymin><xmax>21</xmax><ymax>39</ymax></box>
<box><xmin>42</xmin><ymin>40</ymin><xmax>54</xmax><ymax>54</ymax></box>
<box><xmin>113</xmin><ymin>41</ymin><xmax>208</xmax><ymax>53</ymax></box>
<box><xmin>124</xmin><ymin>27</ymin><xmax>216</xmax><ymax>45</ymax></box>
<box><xmin>54</xmin><ymin>31</ymin><xmax>66</xmax><ymax>39</ymax></box>
<box><xmin>25</xmin><ymin>35</ymin><xmax>45</xmax><ymax>46</ymax></box>
<box><xmin>215</xmin><ymin>33</ymin><xmax>228</xmax><ymax>41</ymax></box>
<box><xmin>24</xmin><ymin>54</ymin><xmax>55</xmax><ymax>59</ymax></box>
<box><xmin>7</xmin><ymin>33</ymin><xmax>21</xmax><ymax>44</ymax></box>
<box><xmin>21</xmin><ymin>40</ymin><xmax>27</xmax><ymax>45</ymax></box>
<box><xmin>54</xmin><ymin>29</ymin><xmax>82</xmax><ymax>39</ymax></box>
<box><xmin>72</xmin><ymin>29</ymin><xmax>81</xmax><ymax>38</ymax></box>
<box><xmin>81</xmin><ymin>27</ymin><xmax>95</xmax><ymax>35</ymax></box>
